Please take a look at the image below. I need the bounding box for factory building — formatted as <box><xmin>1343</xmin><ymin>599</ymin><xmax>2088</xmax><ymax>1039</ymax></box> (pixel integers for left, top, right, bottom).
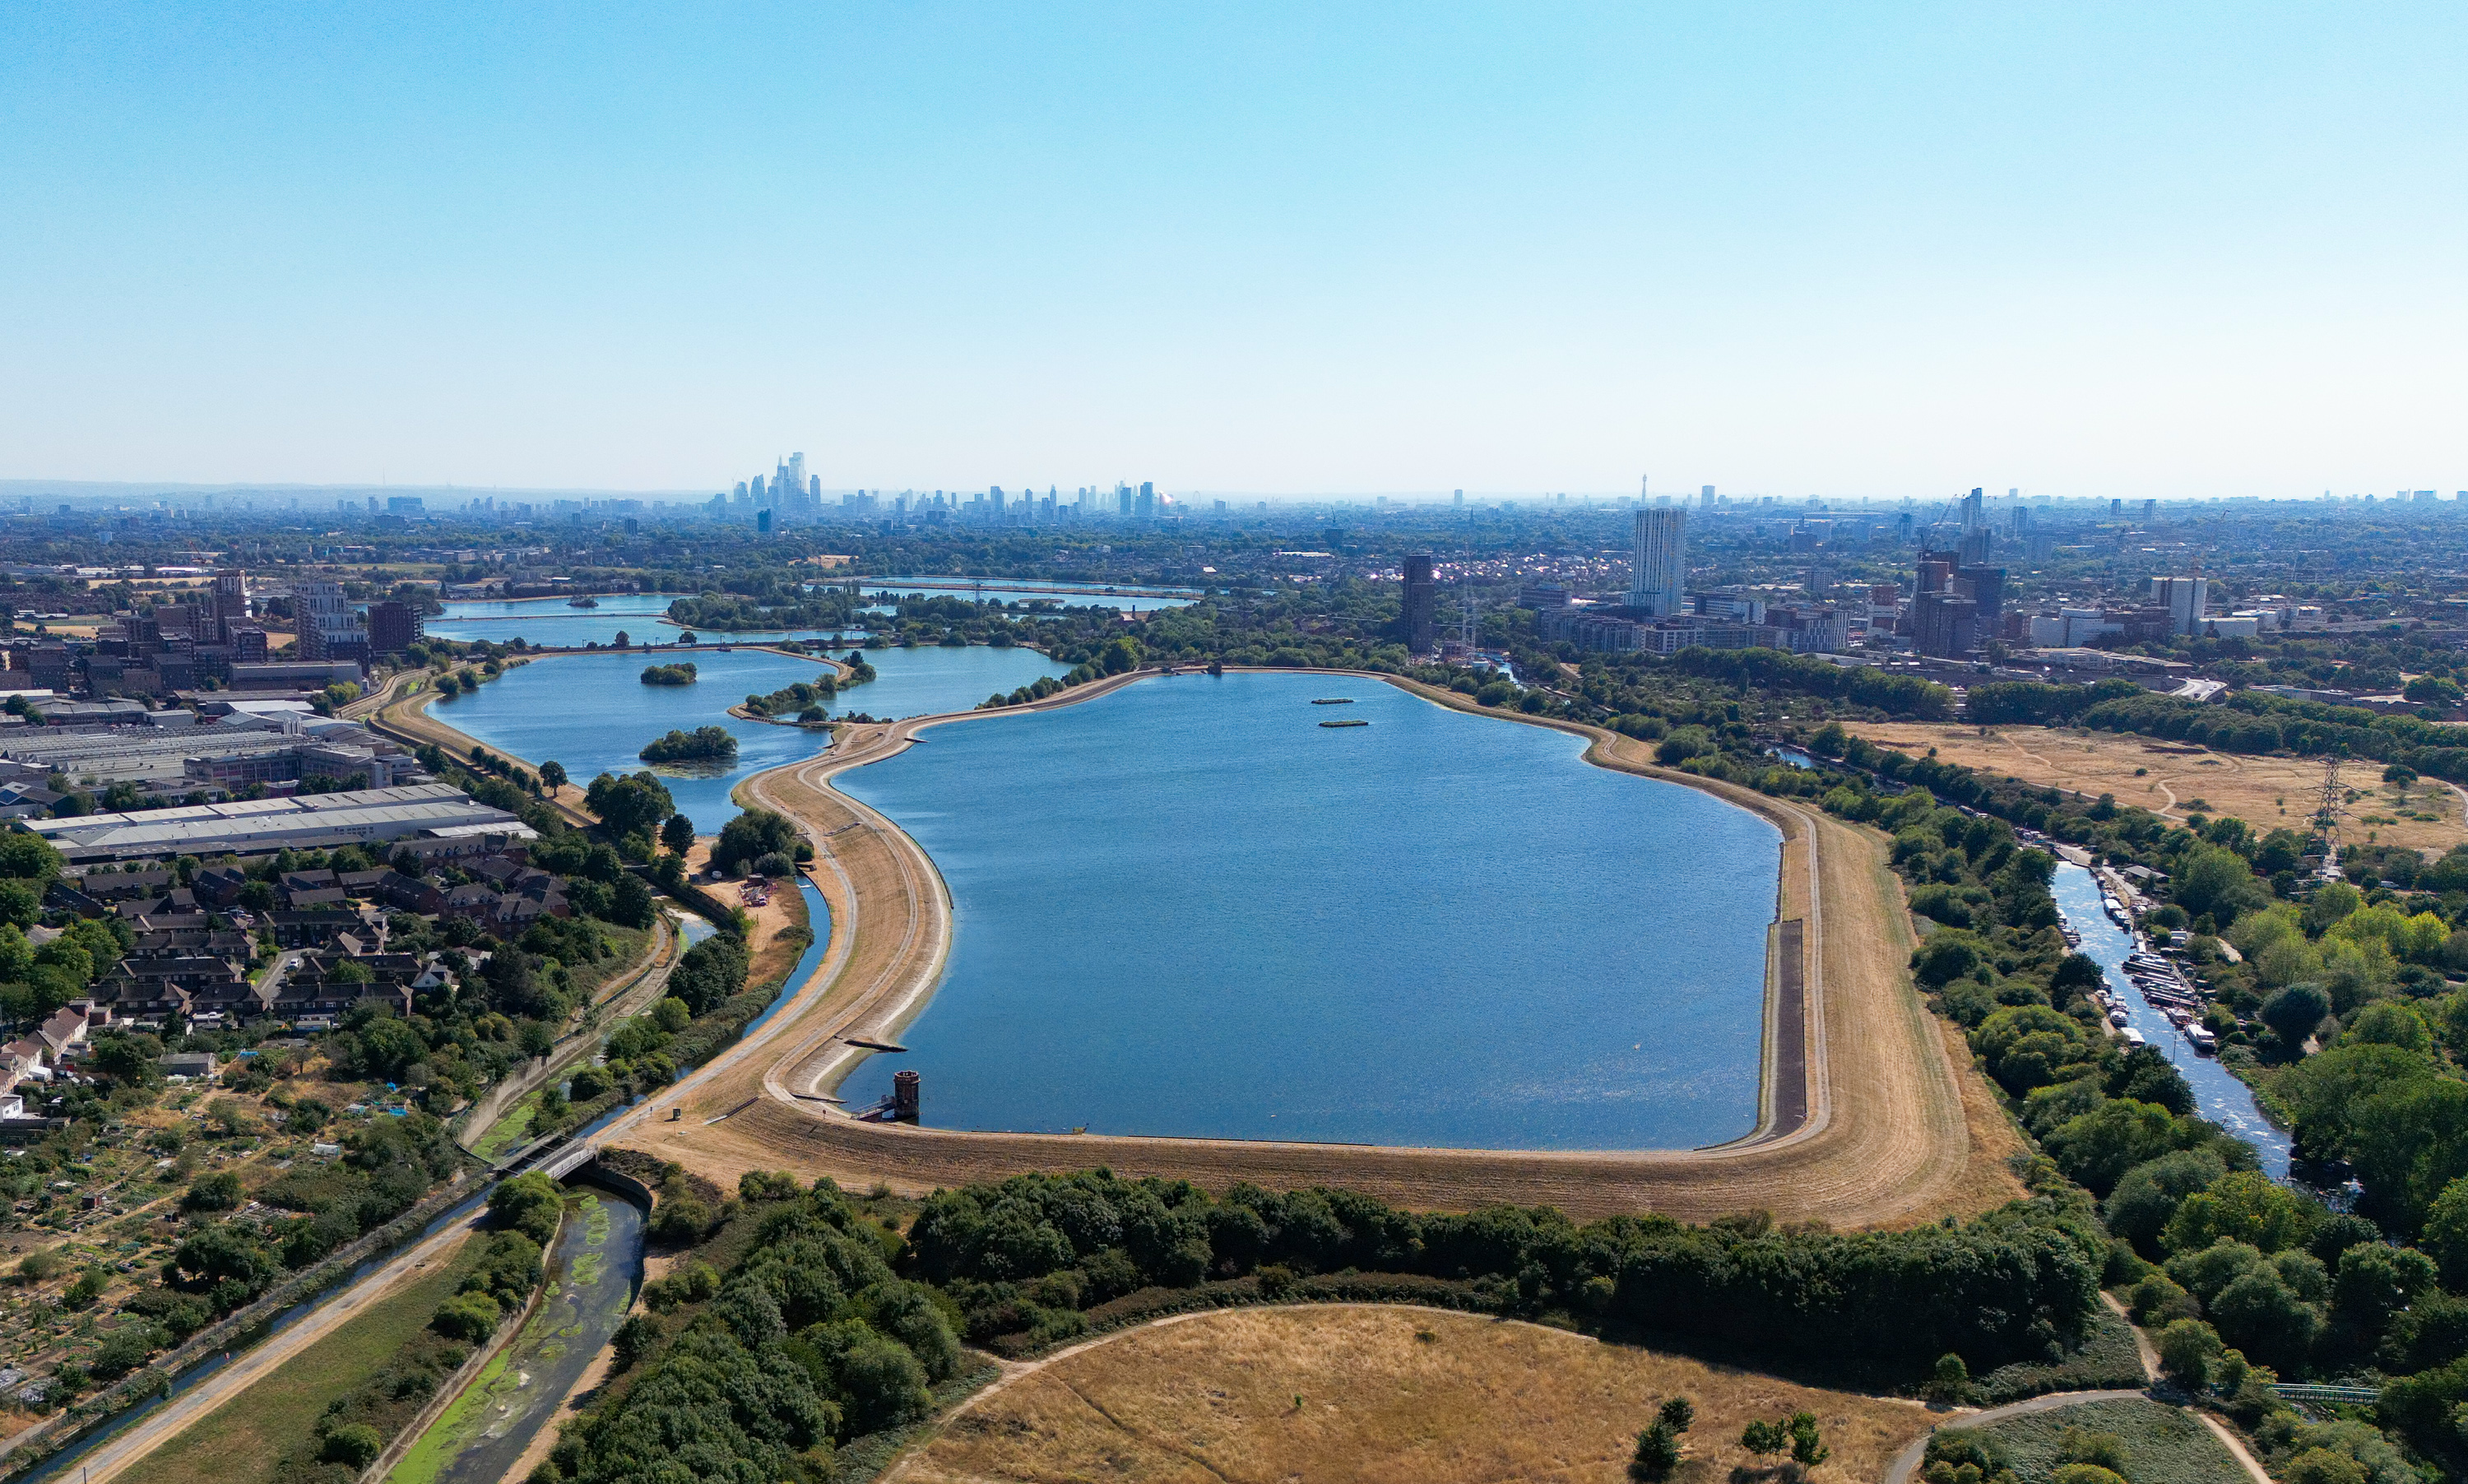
<box><xmin>17</xmin><ymin>782</ymin><xmax>534</xmax><ymax>863</ymax></box>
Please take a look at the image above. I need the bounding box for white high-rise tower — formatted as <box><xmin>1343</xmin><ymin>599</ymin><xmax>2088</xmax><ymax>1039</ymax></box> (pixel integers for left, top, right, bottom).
<box><xmin>1629</xmin><ymin>507</ymin><xmax>1686</xmax><ymax>616</ymax></box>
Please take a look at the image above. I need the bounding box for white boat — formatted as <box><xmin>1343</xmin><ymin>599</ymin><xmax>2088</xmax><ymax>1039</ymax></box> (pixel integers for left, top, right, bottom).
<box><xmin>2122</xmin><ymin>1027</ymin><xmax>2146</xmax><ymax>1047</ymax></box>
<box><xmin>2186</xmin><ymin>1025</ymin><xmax>2219</xmax><ymax>1053</ymax></box>
<box><xmin>2109</xmin><ymin>1009</ymin><xmax>2131</xmax><ymax>1027</ymax></box>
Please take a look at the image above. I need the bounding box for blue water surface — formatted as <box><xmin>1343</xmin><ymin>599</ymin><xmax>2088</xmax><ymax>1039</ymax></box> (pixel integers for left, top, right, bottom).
<box><xmin>855</xmin><ymin>578</ymin><xmax>1197</xmax><ymax>614</ymax></box>
<box><xmin>2051</xmin><ymin>863</ymin><xmax>2293</xmax><ymax>1178</ymax></box>
<box><xmin>429</xmin><ymin>595</ymin><xmax>871</xmax><ymax>650</ymax></box>
<box><xmin>834</xmin><ymin>673</ymin><xmax>1781</xmax><ymax>1150</ymax></box>
<box><xmin>432</xmin><ymin>645</ymin><xmax>1066</xmax><ymax>835</ymax></box>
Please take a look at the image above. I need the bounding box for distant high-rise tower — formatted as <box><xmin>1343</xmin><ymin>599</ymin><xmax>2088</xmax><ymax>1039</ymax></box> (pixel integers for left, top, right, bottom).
<box><xmin>367</xmin><ymin>601</ymin><xmax>423</xmax><ymax>656</ymax></box>
<box><xmin>1960</xmin><ymin>486</ymin><xmax>1984</xmax><ymax>533</ymax></box>
<box><xmin>2142</xmin><ymin>499</ymin><xmax>2158</xmax><ymax>523</ymax></box>
<box><xmin>2153</xmin><ymin>575</ymin><xmax>2208</xmax><ymax>636</ymax></box>
<box><xmin>1700</xmin><ymin>485</ymin><xmax>1715</xmax><ymax>508</ymax></box>
<box><xmin>1403</xmin><ymin>553</ymin><xmax>1437</xmax><ymax>654</ymax></box>
<box><xmin>1628</xmin><ymin>507</ymin><xmax>1686</xmax><ymax>617</ymax></box>
<box><xmin>203</xmin><ymin>569</ymin><xmax>247</xmax><ymax>646</ymax></box>
<box><xmin>293</xmin><ymin>581</ymin><xmax>368</xmax><ymax>665</ymax></box>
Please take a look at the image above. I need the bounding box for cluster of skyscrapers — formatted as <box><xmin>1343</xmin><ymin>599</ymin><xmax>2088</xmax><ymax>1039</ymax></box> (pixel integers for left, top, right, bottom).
<box><xmin>711</xmin><ymin>457</ymin><xmax>1180</xmax><ymax>529</ymax></box>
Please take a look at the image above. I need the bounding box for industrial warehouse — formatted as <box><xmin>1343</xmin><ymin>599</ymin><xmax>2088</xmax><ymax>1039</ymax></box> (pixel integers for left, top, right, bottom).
<box><xmin>14</xmin><ymin>782</ymin><xmax>536</xmax><ymax>862</ymax></box>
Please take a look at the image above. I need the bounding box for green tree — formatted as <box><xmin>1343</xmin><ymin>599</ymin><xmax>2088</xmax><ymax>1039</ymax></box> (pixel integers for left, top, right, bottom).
<box><xmin>2331</xmin><ymin>1242</ymin><xmax>2438</xmax><ymax>1333</ymax></box>
<box><xmin>1923</xmin><ymin>1352</ymin><xmax>1971</xmax><ymax>1403</ymax></box>
<box><xmin>2155</xmin><ymin>1317</ymin><xmax>2223</xmax><ymax>1388</ymax></box>
<box><xmin>584</xmin><ymin>770</ymin><xmax>676</xmax><ymax>841</ymax></box>
<box><xmin>429</xmin><ymin>1292</ymin><xmax>501</xmax><ymax>1341</ymax></box>
<box><xmin>2164</xmin><ymin>1171</ymin><xmax>2318</xmax><ymax>1254</ymax></box>
<box><xmin>319</xmin><ymin>1423</ymin><xmax>385</xmax><ymax>1468</ymax></box>
<box><xmin>182</xmin><ymin>1171</ymin><xmax>242</xmax><ymax>1212</ymax></box>
<box><xmin>2044</xmin><ymin>1099</ymin><xmax>2182</xmax><ymax>1197</ymax></box>
<box><xmin>1912</xmin><ymin>934</ymin><xmax>1985</xmax><ymax>989</ymax></box>
<box><xmin>2262</xmin><ymin>982</ymin><xmax>2331</xmax><ymax>1049</ymax></box>
<box><xmin>1628</xmin><ymin>1421</ymin><xmax>1681</xmax><ymax>1482</ymax></box>
<box><xmin>2424</xmin><ymin>1176</ymin><xmax>2468</xmax><ymax>1286</ymax></box>
<box><xmin>611</xmin><ymin>874</ymin><xmax>656</xmax><ymax>928</ymax></box>
<box><xmin>1788</xmin><ymin>1412</ymin><xmax>1829</xmax><ymax>1468</ymax></box>
<box><xmin>661</xmin><ymin>812</ymin><xmax>695</xmax><ymax>855</ymax></box>
<box><xmin>489</xmin><ymin>1171</ymin><xmax>564</xmax><ymax>1247</ymax></box>
<box><xmin>712</xmin><ymin>807</ymin><xmax>800</xmax><ymax>874</ymax></box>
<box><xmin>1740</xmin><ymin>1418</ymin><xmax>1788</xmax><ymax>1459</ymax></box>
<box><xmin>2175</xmin><ymin>844</ymin><xmax>2266</xmax><ymax>923</ymax></box>
<box><xmin>539</xmin><ymin>759</ymin><xmax>568</xmax><ymax>791</ymax></box>
<box><xmin>2281</xmin><ymin>1449</ymin><xmax>2368</xmax><ymax>1484</ymax></box>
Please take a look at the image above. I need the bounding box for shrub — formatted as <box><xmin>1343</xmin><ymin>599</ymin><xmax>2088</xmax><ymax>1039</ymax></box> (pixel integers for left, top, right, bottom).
<box><xmin>431</xmin><ymin>1292</ymin><xmax>502</xmax><ymax>1342</ymax></box>
<box><xmin>320</xmin><ymin>1422</ymin><xmax>385</xmax><ymax>1467</ymax></box>
<box><xmin>183</xmin><ymin>1171</ymin><xmax>243</xmax><ymax>1212</ymax></box>
<box><xmin>489</xmin><ymin>1172</ymin><xmax>564</xmax><ymax>1247</ymax></box>
<box><xmin>2155</xmin><ymin>1317</ymin><xmax>2223</xmax><ymax>1387</ymax></box>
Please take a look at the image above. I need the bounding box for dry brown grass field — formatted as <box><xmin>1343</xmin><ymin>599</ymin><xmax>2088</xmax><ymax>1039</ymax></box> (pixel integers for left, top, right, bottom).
<box><xmin>888</xmin><ymin>1305</ymin><xmax>1929</xmax><ymax>1484</ymax></box>
<box><xmin>1844</xmin><ymin>721</ymin><xmax>2468</xmax><ymax>856</ymax></box>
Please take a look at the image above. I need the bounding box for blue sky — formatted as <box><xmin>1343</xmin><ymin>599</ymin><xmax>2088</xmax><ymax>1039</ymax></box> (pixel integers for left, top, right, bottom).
<box><xmin>2</xmin><ymin>3</ymin><xmax>2461</xmax><ymax>498</ymax></box>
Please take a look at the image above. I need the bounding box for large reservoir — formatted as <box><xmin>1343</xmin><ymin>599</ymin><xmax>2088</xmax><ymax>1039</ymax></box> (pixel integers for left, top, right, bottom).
<box><xmin>834</xmin><ymin>674</ymin><xmax>1781</xmax><ymax>1150</ymax></box>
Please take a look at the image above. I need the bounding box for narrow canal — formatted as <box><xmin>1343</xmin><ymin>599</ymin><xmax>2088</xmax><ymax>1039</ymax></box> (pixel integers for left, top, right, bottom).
<box><xmin>386</xmin><ymin>1189</ymin><xmax>644</xmax><ymax>1484</ymax></box>
<box><xmin>2050</xmin><ymin>862</ymin><xmax>2293</xmax><ymax>1178</ymax></box>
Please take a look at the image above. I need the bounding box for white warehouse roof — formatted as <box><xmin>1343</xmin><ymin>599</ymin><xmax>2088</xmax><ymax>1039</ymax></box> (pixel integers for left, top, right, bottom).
<box><xmin>17</xmin><ymin>783</ymin><xmax>533</xmax><ymax>861</ymax></box>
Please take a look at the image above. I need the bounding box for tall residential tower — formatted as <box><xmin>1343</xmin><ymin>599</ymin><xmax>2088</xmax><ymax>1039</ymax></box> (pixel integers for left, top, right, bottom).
<box><xmin>1628</xmin><ymin>507</ymin><xmax>1685</xmax><ymax>617</ymax></box>
<box><xmin>1403</xmin><ymin>553</ymin><xmax>1436</xmax><ymax>653</ymax></box>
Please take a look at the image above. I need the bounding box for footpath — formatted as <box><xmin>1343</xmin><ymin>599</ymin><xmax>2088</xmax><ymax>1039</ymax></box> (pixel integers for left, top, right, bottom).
<box><xmin>1881</xmin><ymin>1297</ymin><xmax>2268</xmax><ymax>1484</ymax></box>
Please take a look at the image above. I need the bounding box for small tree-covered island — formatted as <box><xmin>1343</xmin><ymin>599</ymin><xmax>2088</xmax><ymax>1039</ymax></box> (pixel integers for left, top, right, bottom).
<box><xmin>638</xmin><ymin>726</ymin><xmax>739</xmax><ymax>764</ymax></box>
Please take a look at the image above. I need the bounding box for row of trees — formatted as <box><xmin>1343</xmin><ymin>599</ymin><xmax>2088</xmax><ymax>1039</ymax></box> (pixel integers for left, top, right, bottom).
<box><xmin>901</xmin><ymin>1170</ymin><xmax>2102</xmax><ymax>1379</ymax></box>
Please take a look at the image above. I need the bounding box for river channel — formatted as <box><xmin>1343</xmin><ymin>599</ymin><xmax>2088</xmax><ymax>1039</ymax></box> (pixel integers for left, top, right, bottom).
<box><xmin>385</xmin><ymin>1190</ymin><xmax>644</xmax><ymax>1484</ymax></box>
<box><xmin>2050</xmin><ymin>862</ymin><xmax>2293</xmax><ymax>1177</ymax></box>
<box><xmin>833</xmin><ymin>672</ymin><xmax>1783</xmax><ymax>1150</ymax></box>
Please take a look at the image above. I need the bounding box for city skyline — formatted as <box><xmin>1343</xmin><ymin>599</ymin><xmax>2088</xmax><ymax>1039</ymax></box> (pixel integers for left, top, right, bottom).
<box><xmin>4</xmin><ymin>6</ymin><xmax>2464</xmax><ymax>496</ymax></box>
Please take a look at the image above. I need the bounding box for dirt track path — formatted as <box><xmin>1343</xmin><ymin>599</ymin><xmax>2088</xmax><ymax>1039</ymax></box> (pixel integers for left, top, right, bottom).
<box><xmin>605</xmin><ymin>668</ymin><xmax>2021</xmax><ymax>1226</ymax></box>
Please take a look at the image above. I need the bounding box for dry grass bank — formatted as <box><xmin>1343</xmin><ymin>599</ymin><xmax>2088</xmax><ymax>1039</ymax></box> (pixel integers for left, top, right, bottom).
<box><xmin>1844</xmin><ymin>721</ymin><xmax>2468</xmax><ymax>856</ymax></box>
<box><xmin>888</xmin><ymin>1305</ymin><xmax>1929</xmax><ymax>1484</ymax></box>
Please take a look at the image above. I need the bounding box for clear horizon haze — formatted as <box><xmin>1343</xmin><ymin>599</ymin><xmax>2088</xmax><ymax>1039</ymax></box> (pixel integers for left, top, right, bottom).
<box><xmin>2</xmin><ymin>4</ymin><xmax>2461</xmax><ymax>499</ymax></box>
